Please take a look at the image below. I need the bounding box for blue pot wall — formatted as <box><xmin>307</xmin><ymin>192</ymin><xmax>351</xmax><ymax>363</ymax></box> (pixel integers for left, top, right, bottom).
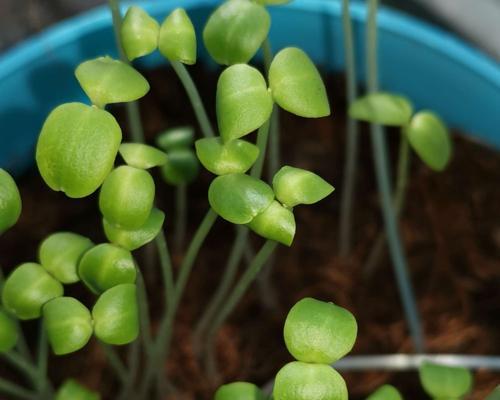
<box><xmin>0</xmin><ymin>0</ymin><xmax>499</xmax><ymax>175</ymax></box>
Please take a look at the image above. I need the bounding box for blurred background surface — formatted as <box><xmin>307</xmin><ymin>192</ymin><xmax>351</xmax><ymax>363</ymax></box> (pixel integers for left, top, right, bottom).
<box><xmin>1</xmin><ymin>0</ymin><xmax>499</xmax><ymax>60</ymax></box>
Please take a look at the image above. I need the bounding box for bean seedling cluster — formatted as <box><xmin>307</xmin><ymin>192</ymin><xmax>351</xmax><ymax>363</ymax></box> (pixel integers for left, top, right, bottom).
<box><xmin>0</xmin><ymin>0</ymin><xmax>494</xmax><ymax>399</ymax></box>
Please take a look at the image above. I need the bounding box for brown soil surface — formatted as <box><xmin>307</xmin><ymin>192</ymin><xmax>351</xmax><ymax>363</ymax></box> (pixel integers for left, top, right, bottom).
<box><xmin>1</xmin><ymin>65</ymin><xmax>499</xmax><ymax>399</ymax></box>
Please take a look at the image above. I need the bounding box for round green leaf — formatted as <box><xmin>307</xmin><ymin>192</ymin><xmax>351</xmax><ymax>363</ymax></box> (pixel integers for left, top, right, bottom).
<box><xmin>215</xmin><ymin>382</ymin><xmax>266</xmax><ymax>400</ymax></box>
<box><xmin>419</xmin><ymin>361</ymin><xmax>472</xmax><ymax>399</ymax></box>
<box><xmin>247</xmin><ymin>200</ymin><xmax>295</xmax><ymax>246</ymax></box>
<box><xmin>160</xmin><ymin>148</ymin><xmax>199</xmax><ymax>186</ymax></box>
<box><xmin>273</xmin><ymin>166</ymin><xmax>334</xmax><ymax>208</ymax></box>
<box><xmin>208</xmin><ymin>174</ymin><xmax>274</xmax><ymax>224</ymax></box>
<box><xmin>366</xmin><ymin>385</ymin><xmax>403</xmax><ymax>400</ymax></box>
<box><xmin>348</xmin><ymin>92</ymin><xmax>413</xmax><ymax>126</ymax></box>
<box><xmin>92</xmin><ymin>284</ymin><xmax>139</xmax><ymax>345</ymax></box>
<box><xmin>203</xmin><ymin>0</ymin><xmax>270</xmax><ymax>65</ymax></box>
<box><xmin>103</xmin><ymin>208</ymin><xmax>165</xmax><ymax>251</ymax></box>
<box><xmin>36</xmin><ymin>103</ymin><xmax>122</xmax><ymax>198</ymax></box>
<box><xmin>406</xmin><ymin>111</ymin><xmax>452</xmax><ymax>171</ymax></box>
<box><xmin>121</xmin><ymin>6</ymin><xmax>159</xmax><ymax>61</ymax></box>
<box><xmin>56</xmin><ymin>379</ymin><xmax>100</xmax><ymax>400</ymax></box>
<box><xmin>99</xmin><ymin>166</ymin><xmax>155</xmax><ymax>230</ymax></box>
<box><xmin>195</xmin><ymin>137</ymin><xmax>259</xmax><ymax>175</ymax></box>
<box><xmin>0</xmin><ymin>308</ymin><xmax>18</xmax><ymax>353</ymax></box>
<box><xmin>284</xmin><ymin>297</ymin><xmax>357</xmax><ymax>364</ymax></box>
<box><xmin>78</xmin><ymin>243</ymin><xmax>136</xmax><ymax>294</ymax></box>
<box><xmin>156</xmin><ymin>126</ymin><xmax>194</xmax><ymax>151</ymax></box>
<box><xmin>273</xmin><ymin>362</ymin><xmax>348</xmax><ymax>400</ymax></box>
<box><xmin>216</xmin><ymin>64</ymin><xmax>273</xmax><ymax>142</ymax></box>
<box><xmin>43</xmin><ymin>297</ymin><xmax>93</xmax><ymax>355</ymax></box>
<box><xmin>39</xmin><ymin>232</ymin><xmax>93</xmax><ymax>284</ymax></box>
<box><xmin>119</xmin><ymin>143</ymin><xmax>167</xmax><ymax>169</ymax></box>
<box><xmin>0</xmin><ymin>169</ymin><xmax>22</xmax><ymax>234</ymax></box>
<box><xmin>159</xmin><ymin>8</ymin><xmax>197</xmax><ymax>65</ymax></box>
<box><xmin>269</xmin><ymin>47</ymin><xmax>330</xmax><ymax>118</ymax></box>
<box><xmin>75</xmin><ymin>57</ymin><xmax>150</xmax><ymax>108</ymax></box>
<box><xmin>2</xmin><ymin>263</ymin><xmax>63</xmax><ymax>320</ymax></box>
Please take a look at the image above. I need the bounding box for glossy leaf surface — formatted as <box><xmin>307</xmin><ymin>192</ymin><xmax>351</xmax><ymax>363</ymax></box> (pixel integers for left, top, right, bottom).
<box><xmin>99</xmin><ymin>166</ymin><xmax>155</xmax><ymax>230</ymax></box>
<box><xmin>78</xmin><ymin>243</ymin><xmax>136</xmax><ymax>294</ymax></box>
<box><xmin>215</xmin><ymin>382</ymin><xmax>266</xmax><ymax>400</ymax></box>
<box><xmin>419</xmin><ymin>362</ymin><xmax>472</xmax><ymax>399</ymax></box>
<box><xmin>217</xmin><ymin>64</ymin><xmax>273</xmax><ymax>142</ymax></box>
<box><xmin>55</xmin><ymin>379</ymin><xmax>100</xmax><ymax>400</ymax></box>
<box><xmin>348</xmin><ymin>92</ymin><xmax>413</xmax><ymax>126</ymax></box>
<box><xmin>159</xmin><ymin>8</ymin><xmax>197</xmax><ymax>65</ymax></box>
<box><xmin>273</xmin><ymin>166</ymin><xmax>334</xmax><ymax>208</ymax></box>
<box><xmin>247</xmin><ymin>201</ymin><xmax>295</xmax><ymax>246</ymax></box>
<box><xmin>75</xmin><ymin>57</ymin><xmax>149</xmax><ymax>108</ymax></box>
<box><xmin>92</xmin><ymin>284</ymin><xmax>139</xmax><ymax>345</ymax></box>
<box><xmin>0</xmin><ymin>308</ymin><xmax>18</xmax><ymax>352</ymax></box>
<box><xmin>284</xmin><ymin>297</ymin><xmax>357</xmax><ymax>364</ymax></box>
<box><xmin>203</xmin><ymin>0</ymin><xmax>270</xmax><ymax>65</ymax></box>
<box><xmin>273</xmin><ymin>362</ymin><xmax>348</xmax><ymax>400</ymax></box>
<box><xmin>366</xmin><ymin>385</ymin><xmax>403</xmax><ymax>400</ymax></box>
<box><xmin>36</xmin><ymin>103</ymin><xmax>122</xmax><ymax>198</ymax></box>
<box><xmin>119</xmin><ymin>143</ymin><xmax>167</xmax><ymax>169</ymax></box>
<box><xmin>269</xmin><ymin>47</ymin><xmax>330</xmax><ymax>118</ymax></box>
<box><xmin>103</xmin><ymin>208</ymin><xmax>165</xmax><ymax>251</ymax></box>
<box><xmin>156</xmin><ymin>126</ymin><xmax>194</xmax><ymax>151</ymax></box>
<box><xmin>39</xmin><ymin>232</ymin><xmax>93</xmax><ymax>284</ymax></box>
<box><xmin>160</xmin><ymin>149</ymin><xmax>199</xmax><ymax>185</ymax></box>
<box><xmin>0</xmin><ymin>169</ymin><xmax>21</xmax><ymax>234</ymax></box>
<box><xmin>208</xmin><ymin>174</ymin><xmax>274</xmax><ymax>224</ymax></box>
<box><xmin>195</xmin><ymin>137</ymin><xmax>259</xmax><ymax>175</ymax></box>
<box><xmin>121</xmin><ymin>6</ymin><xmax>159</xmax><ymax>61</ymax></box>
<box><xmin>406</xmin><ymin>111</ymin><xmax>452</xmax><ymax>171</ymax></box>
<box><xmin>43</xmin><ymin>297</ymin><xmax>93</xmax><ymax>355</ymax></box>
<box><xmin>2</xmin><ymin>263</ymin><xmax>63</xmax><ymax>320</ymax></box>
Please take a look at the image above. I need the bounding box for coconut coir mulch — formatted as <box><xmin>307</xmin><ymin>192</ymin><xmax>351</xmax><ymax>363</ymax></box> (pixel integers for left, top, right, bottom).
<box><xmin>0</xmin><ymin>64</ymin><xmax>499</xmax><ymax>399</ymax></box>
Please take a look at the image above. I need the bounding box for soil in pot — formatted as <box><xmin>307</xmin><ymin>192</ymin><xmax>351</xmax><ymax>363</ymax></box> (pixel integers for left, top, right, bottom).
<box><xmin>0</xmin><ymin>63</ymin><xmax>499</xmax><ymax>399</ymax></box>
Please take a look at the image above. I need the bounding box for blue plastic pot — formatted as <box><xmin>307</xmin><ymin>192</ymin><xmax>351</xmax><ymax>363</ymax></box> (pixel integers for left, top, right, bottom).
<box><xmin>0</xmin><ymin>0</ymin><xmax>499</xmax><ymax>174</ymax></box>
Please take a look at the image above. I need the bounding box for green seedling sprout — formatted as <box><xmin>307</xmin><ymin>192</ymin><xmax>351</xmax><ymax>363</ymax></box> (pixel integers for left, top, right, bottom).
<box><xmin>0</xmin><ymin>308</ymin><xmax>18</xmax><ymax>352</ymax></box>
<box><xmin>121</xmin><ymin>6</ymin><xmax>159</xmax><ymax>61</ymax></box>
<box><xmin>78</xmin><ymin>243</ymin><xmax>137</xmax><ymax>294</ymax></box>
<box><xmin>215</xmin><ymin>382</ymin><xmax>267</xmax><ymax>400</ymax></box>
<box><xmin>0</xmin><ymin>169</ymin><xmax>22</xmax><ymax>234</ymax></box>
<box><xmin>349</xmin><ymin>93</ymin><xmax>452</xmax><ymax>279</ymax></box>
<box><xmin>366</xmin><ymin>385</ymin><xmax>403</xmax><ymax>400</ymax></box>
<box><xmin>203</xmin><ymin>0</ymin><xmax>271</xmax><ymax>65</ymax></box>
<box><xmin>55</xmin><ymin>379</ymin><xmax>101</xmax><ymax>400</ymax></box>
<box><xmin>2</xmin><ymin>263</ymin><xmax>63</xmax><ymax>320</ymax></box>
<box><xmin>418</xmin><ymin>361</ymin><xmax>473</xmax><ymax>400</ymax></box>
<box><xmin>43</xmin><ymin>297</ymin><xmax>93</xmax><ymax>355</ymax></box>
<box><xmin>92</xmin><ymin>283</ymin><xmax>139</xmax><ymax>345</ymax></box>
<box><xmin>158</xmin><ymin>8</ymin><xmax>197</xmax><ymax>65</ymax></box>
<box><xmin>39</xmin><ymin>232</ymin><xmax>93</xmax><ymax>284</ymax></box>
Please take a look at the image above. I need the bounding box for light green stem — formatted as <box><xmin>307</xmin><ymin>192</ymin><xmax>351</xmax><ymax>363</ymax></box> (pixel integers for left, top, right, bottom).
<box><xmin>338</xmin><ymin>0</ymin><xmax>360</xmax><ymax>257</ymax></box>
<box><xmin>35</xmin><ymin>323</ymin><xmax>52</xmax><ymax>398</ymax></box>
<box><xmin>0</xmin><ymin>377</ymin><xmax>35</xmax><ymax>400</ymax></box>
<box><xmin>366</xmin><ymin>0</ymin><xmax>424</xmax><ymax>352</ymax></box>
<box><xmin>2</xmin><ymin>352</ymin><xmax>39</xmax><ymax>383</ymax></box>
<box><xmin>192</xmin><ymin>226</ymin><xmax>249</xmax><ymax>353</ymax></box>
<box><xmin>139</xmin><ymin>209</ymin><xmax>218</xmax><ymax>397</ymax></box>
<box><xmin>364</xmin><ymin>132</ymin><xmax>411</xmax><ymax>275</ymax></box>
<box><xmin>251</xmin><ymin>117</ymin><xmax>272</xmax><ymax>178</ymax></box>
<box><xmin>102</xmin><ymin>345</ymin><xmax>128</xmax><ymax>386</ymax></box>
<box><xmin>170</xmin><ymin>61</ymin><xmax>215</xmax><ymax>138</ymax></box>
<box><xmin>108</xmin><ymin>0</ymin><xmax>144</xmax><ymax>143</ymax></box>
<box><xmin>204</xmin><ymin>240</ymin><xmax>278</xmax><ymax>376</ymax></box>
